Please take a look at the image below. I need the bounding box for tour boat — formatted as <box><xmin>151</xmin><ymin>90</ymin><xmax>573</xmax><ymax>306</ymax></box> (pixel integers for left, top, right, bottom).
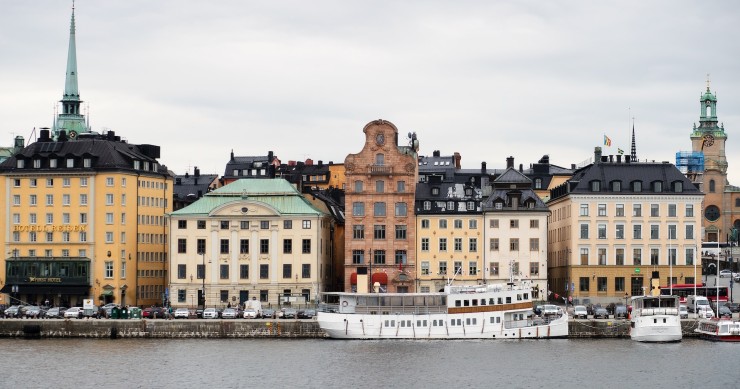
<box><xmin>629</xmin><ymin>295</ymin><xmax>682</xmax><ymax>342</ymax></box>
<box><xmin>696</xmin><ymin>317</ymin><xmax>740</xmax><ymax>342</ymax></box>
<box><xmin>316</xmin><ymin>280</ymin><xmax>568</xmax><ymax>339</ymax></box>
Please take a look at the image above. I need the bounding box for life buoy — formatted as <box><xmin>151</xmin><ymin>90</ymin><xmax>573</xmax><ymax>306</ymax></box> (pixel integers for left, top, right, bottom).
<box><xmin>341</xmin><ymin>300</ymin><xmax>348</xmax><ymax>307</ymax></box>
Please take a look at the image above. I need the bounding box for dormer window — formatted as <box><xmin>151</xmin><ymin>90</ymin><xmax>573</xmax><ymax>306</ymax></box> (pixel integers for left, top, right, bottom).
<box><xmin>535</xmin><ymin>178</ymin><xmax>542</xmax><ymax>189</ymax></box>
<box><xmin>423</xmin><ymin>201</ymin><xmax>431</xmax><ymax>210</ymax></box>
<box><xmin>673</xmin><ymin>181</ymin><xmax>683</xmax><ymax>193</ymax></box>
<box><xmin>465</xmin><ymin>188</ymin><xmax>473</xmax><ymax>196</ymax></box>
<box><xmin>33</xmin><ymin>159</ymin><xmax>41</xmax><ymax>168</ymax></box>
<box><xmin>16</xmin><ymin>159</ymin><xmax>24</xmax><ymax>168</ymax></box>
<box><xmin>590</xmin><ymin>180</ymin><xmax>601</xmax><ymax>192</ymax></box>
<box><xmin>431</xmin><ymin>187</ymin><xmax>440</xmax><ymax>196</ymax></box>
<box><xmin>495</xmin><ymin>202</ymin><xmax>503</xmax><ymax>210</ymax></box>
<box><xmin>66</xmin><ymin>158</ymin><xmax>75</xmax><ymax>168</ymax></box>
<box><xmin>632</xmin><ymin>181</ymin><xmax>642</xmax><ymax>192</ymax></box>
<box><xmin>49</xmin><ymin>159</ymin><xmax>57</xmax><ymax>168</ymax></box>
<box><xmin>653</xmin><ymin>181</ymin><xmax>663</xmax><ymax>193</ymax></box>
<box><xmin>134</xmin><ymin>160</ymin><xmax>141</xmax><ymax>170</ymax></box>
<box><xmin>611</xmin><ymin>181</ymin><xmax>621</xmax><ymax>192</ymax></box>
<box><xmin>83</xmin><ymin>158</ymin><xmax>92</xmax><ymax>168</ymax></box>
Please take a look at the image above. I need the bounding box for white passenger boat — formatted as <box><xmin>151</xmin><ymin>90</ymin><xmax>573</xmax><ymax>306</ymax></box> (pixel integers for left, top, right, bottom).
<box><xmin>696</xmin><ymin>317</ymin><xmax>740</xmax><ymax>342</ymax></box>
<box><xmin>629</xmin><ymin>295</ymin><xmax>682</xmax><ymax>342</ymax></box>
<box><xmin>316</xmin><ymin>280</ymin><xmax>568</xmax><ymax>339</ymax></box>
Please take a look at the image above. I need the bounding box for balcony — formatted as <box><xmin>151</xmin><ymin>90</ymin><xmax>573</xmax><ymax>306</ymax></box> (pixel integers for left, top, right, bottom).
<box><xmin>369</xmin><ymin>165</ymin><xmax>392</xmax><ymax>175</ymax></box>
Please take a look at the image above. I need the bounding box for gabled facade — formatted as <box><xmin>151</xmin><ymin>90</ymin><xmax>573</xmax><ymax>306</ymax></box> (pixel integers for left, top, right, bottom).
<box><xmin>547</xmin><ymin>148</ymin><xmax>703</xmax><ymax>304</ymax></box>
<box><xmin>168</xmin><ymin>179</ymin><xmax>331</xmax><ymax>308</ymax></box>
<box><xmin>343</xmin><ymin>120</ymin><xmax>419</xmax><ymax>293</ymax></box>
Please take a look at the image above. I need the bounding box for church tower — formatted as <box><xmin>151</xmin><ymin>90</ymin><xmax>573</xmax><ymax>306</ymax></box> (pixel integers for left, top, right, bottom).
<box><xmin>52</xmin><ymin>5</ymin><xmax>90</xmax><ymax>140</ymax></box>
<box><xmin>690</xmin><ymin>79</ymin><xmax>732</xmax><ymax>242</ymax></box>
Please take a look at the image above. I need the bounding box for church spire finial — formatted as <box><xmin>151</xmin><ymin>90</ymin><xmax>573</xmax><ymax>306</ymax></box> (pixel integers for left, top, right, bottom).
<box><xmin>630</xmin><ymin>119</ymin><xmax>637</xmax><ymax>162</ymax></box>
<box><xmin>706</xmin><ymin>73</ymin><xmax>711</xmax><ymax>92</ymax></box>
<box><xmin>53</xmin><ymin>1</ymin><xmax>89</xmax><ymax>140</ymax></box>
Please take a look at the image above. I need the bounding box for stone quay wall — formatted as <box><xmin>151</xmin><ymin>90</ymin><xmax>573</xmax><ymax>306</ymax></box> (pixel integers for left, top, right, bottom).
<box><xmin>0</xmin><ymin>318</ymin><xmax>702</xmax><ymax>339</ymax></box>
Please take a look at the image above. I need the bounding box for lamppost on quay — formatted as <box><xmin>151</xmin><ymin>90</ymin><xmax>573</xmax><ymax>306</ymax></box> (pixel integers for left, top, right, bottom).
<box><xmin>199</xmin><ymin>251</ymin><xmax>206</xmax><ymax>308</ymax></box>
<box><xmin>368</xmin><ymin>248</ymin><xmax>373</xmax><ymax>293</ymax></box>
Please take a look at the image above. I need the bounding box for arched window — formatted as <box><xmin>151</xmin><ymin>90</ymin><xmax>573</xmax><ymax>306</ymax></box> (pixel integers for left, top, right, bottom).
<box><xmin>375</xmin><ymin>154</ymin><xmax>385</xmax><ymax>166</ymax></box>
<box><xmin>534</xmin><ymin>178</ymin><xmax>542</xmax><ymax>189</ymax></box>
<box><xmin>709</xmin><ymin>179</ymin><xmax>716</xmax><ymax>193</ymax></box>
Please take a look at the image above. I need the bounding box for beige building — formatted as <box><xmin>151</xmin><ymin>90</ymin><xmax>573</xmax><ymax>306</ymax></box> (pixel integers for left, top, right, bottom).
<box><xmin>547</xmin><ymin>149</ymin><xmax>704</xmax><ymax>304</ymax></box>
<box><xmin>168</xmin><ymin>179</ymin><xmax>331</xmax><ymax>308</ymax></box>
<box><xmin>343</xmin><ymin>120</ymin><xmax>419</xmax><ymax>293</ymax></box>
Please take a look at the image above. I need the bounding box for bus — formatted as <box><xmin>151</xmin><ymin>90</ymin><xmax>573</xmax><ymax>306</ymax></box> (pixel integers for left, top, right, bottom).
<box><xmin>659</xmin><ymin>283</ymin><xmax>729</xmax><ymax>304</ymax></box>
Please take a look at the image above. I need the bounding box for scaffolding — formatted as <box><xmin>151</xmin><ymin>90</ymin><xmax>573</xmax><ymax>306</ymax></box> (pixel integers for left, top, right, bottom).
<box><xmin>676</xmin><ymin>151</ymin><xmax>704</xmax><ymax>183</ymax></box>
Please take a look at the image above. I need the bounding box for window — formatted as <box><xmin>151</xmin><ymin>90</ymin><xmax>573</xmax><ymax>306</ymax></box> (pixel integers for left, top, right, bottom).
<box><xmin>469</xmin><ymin>261</ymin><xmax>478</xmax><ymax>276</ymax></box>
<box><xmin>283</xmin><ymin>239</ymin><xmax>292</xmax><ymax>254</ymax></box>
<box><xmin>220</xmin><ymin>239</ymin><xmax>229</xmax><ymax>254</ymax></box>
<box><xmin>283</xmin><ymin>264</ymin><xmax>292</xmax><ymax>279</ymax></box>
<box><xmin>439</xmin><ymin>238</ymin><xmax>447</xmax><ymax>251</ymax></box>
<box><xmin>352</xmin><ymin>202</ymin><xmax>365</xmax><ymax>216</ymax></box>
<box><xmin>177</xmin><ymin>220</ymin><xmax>187</xmax><ymax>229</ymax></box>
<box><xmin>668</xmin><ymin>225</ymin><xmax>677</xmax><ymax>240</ymax></box>
<box><xmin>633</xmin><ymin>204</ymin><xmax>642</xmax><ymax>217</ymax></box>
<box><xmin>178</xmin><ymin>239</ymin><xmax>187</xmax><ymax>254</ymax></box>
<box><xmin>650</xmin><ymin>204</ymin><xmax>659</xmax><ymax>217</ymax></box>
<box><xmin>530</xmin><ymin>219</ymin><xmax>539</xmax><ymax>228</ymax></box>
<box><xmin>580</xmin><ymin>277</ymin><xmax>590</xmax><ymax>292</ymax></box>
<box><xmin>421</xmin><ymin>261</ymin><xmax>429</xmax><ymax>275</ymax></box>
<box><xmin>590</xmin><ymin>181</ymin><xmax>600</xmax><ymax>191</ymax></box>
<box><xmin>580</xmin><ymin>204</ymin><xmax>589</xmax><ymax>216</ymax></box>
<box><xmin>46</xmin><ymin>194</ymin><xmax>53</xmax><ymax>206</ymax></box>
<box><xmin>177</xmin><ymin>264</ymin><xmax>186</xmax><ymax>279</ymax></box>
<box><xmin>686</xmin><ymin>225</ymin><xmax>694</xmax><ymax>240</ymax></box>
<box><xmin>302</xmin><ymin>264</ymin><xmax>311</xmax><ymax>278</ymax></box>
<box><xmin>439</xmin><ymin>219</ymin><xmax>447</xmax><ymax>229</ymax></box>
<box><xmin>650</xmin><ymin>225</ymin><xmax>659</xmax><ymax>239</ymax></box>
<box><xmin>374</xmin><ymin>225</ymin><xmax>386</xmax><ymax>239</ymax></box>
<box><xmin>260</xmin><ymin>221</ymin><xmax>269</xmax><ymax>229</ymax></box>
<box><xmin>395</xmin><ymin>225</ymin><xmax>407</xmax><ymax>240</ymax></box>
<box><xmin>510</xmin><ymin>219</ymin><xmax>519</xmax><ymax>228</ymax></box>
<box><xmin>490</xmin><ymin>262</ymin><xmax>499</xmax><ymax>276</ymax></box>
<box><xmin>46</xmin><ymin>213</ymin><xmax>54</xmax><ymax>224</ymax></box>
<box><xmin>633</xmin><ymin>248</ymin><xmax>642</xmax><ymax>265</ymax></box>
<box><xmin>302</xmin><ymin>220</ymin><xmax>311</xmax><ymax>229</ymax></box>
<box><xmin>615</xmin><ymin>204</ymin><xmax>624</xmax><ymax>217</ymax></box>
<box><xmin>651</xmin><ymin>249</ymin><xmax>659</xmax><ymax>265</ymax></box>
<box><xmin>236</xmin><ymin>239</ymin><xmax>248</xmax><ymax>254</ymax></box>
<box><xmin>616</xmin><ymin>248</ymin><xmax>625</xmax><ymax>266</ymax></box>
<box><xmin>421</xmin><ymin>219</ymin><xmax>430</xmax><ymax>229</ymax></box>
<box><xmin>653</xmin><ymin>181</ymin><xmax>663</xmax><ymax>192</ymax></box>
<box><xmin>283</xmin><ymin>220</ymin><xmax>292</xmax><ymax>229</ymax></box>
<box><xmin>260</xmin><ymin>264</ymin><xmax>269</xmax><ymax>279</ymax></box>
<box><xmin>490</xmin><ymin>238</ymin><xmax>499</xmax><ymax>251</ymax></box>
<box><xmin>580</xmin><ymin>224</ymin><xmax>589</xmax><ymax>239</ymax></box>
<box><xmin>373</xmin><ymin>250</ymin><xmax>386</xmax><ymax>264</ymax></box>
<box><xmin>633</xmin><ymin>181</ymin><xmax>642</xmax><ymax>192</ymax></box>
<box><xmin>470</xmin><ymin>238</ymin><xmax>478</xmax><ymax>252</ymax></box>
<box><xmin>633</xmin><ymin>224</ymin><xmax>642</xmax><ymax>239</ymax></box>
<box><xmin>220</xmin><ymin>264</ymin><xmax>229</xmax><ymax>279</ymax></box>
<box><xmin>597</xmin><ymin>277</ymin><xmax>607</xmax><ymax>292</ymax></box>
<box><xmin>62</xmin><ymin>194</ymin><xmax>70</xmax><ymax>206</ymax></box>
<box><xmin>580</xmin><ymin>248</ymin><xmax>589</xmax><ymax>265</ymax></box>
<box><xmin>302</xmin><ymin>239</ymin><xmax>311</xmax><ymax>254</ymax></box>
<box><xmin>598</xmin><ymin>224</ymin><xmax>607</xmax><ymax>239</ymax></box>
<box><xmin>509</xmin><ymin>238</ymin><xmax>519</xmax><ymax>251</ymax></box>
<box><xmin>529</xmin><ymin>238</ymin><xmax>539</xmax><ymax>251</ymax></box>
<box><xmin>530</xmin><ymin>262</ymin><xmax>539</xmax><ymax>276</ymax></box>
<box><xmin>178</xmin><ymin>290</ymin><xmax>186</xmax><ymax>303</ymax></box>
<box><xmin>469</xmin><ymin>219</ymin><xmax>478</xmax><ymax>229</ymax></box>
<box><xmin>352</xmin><ymin>250</ymin><xmax>364</xmax><ymax>264</ymax></box>
<box><xmin>616</xmin><ymin>224</ymin><xmax>624</xmax><ymax>239</ymax></box>
<box><xmin>395</xmin><ymin>250</ymin><xmax>407</xmax><ymax>265</ymax></box>
<box><xmin>376</xmin><ymin>180</ymin><xmax>384</xmax><ymax>193</ymax></box>
<box><xmin>598</xmin><ymin>248</ymin><xmax>607</xmax><ymax>265</ymax></box>
<box><xmin>395</xmin><ymin>202</ymin><xmax>407</xmax><ymax>216</ymax></box>
<box><xmin>352</xmin><ymin>225</ymin><xmax>364</xmax><ymax>239</ymax></box>
<box><xmin>421</xmin><ymin>238</ymin><xmax>429</xmax><ymax>251</ymax></box>
<box><xmin>373</xmin><ymin>202</ymin><xmax>386</xmax><ymax>217</ymax></box>
<box><xmin>423</xmin><ymin>201</ymin><xmax>431</xmax><ymax>210</ymax></box>
<box><xmin>80</xmin><ymin>177</ymin><xmax>87</xmax><ymax>187</ymax></box>
<box><xmin>196</xmin><ymin>239</ymin><xmax>206</xmax><ymax>254</ymax></box>
<box><xmin>260</xmin><ymin>239</ymin><xmax>269</xmax><ymax>254</ymax></box>
<box><xmin>354</xmin><ymin>180</ymin><xmax>363</xmax><ymax>192</ymax></box>
<box><xmin>13</xmin><ymin>195</ymin><xmax>20</xmax><ymax>206</ymax></box>
<box><xmin>105</xmin><ymin>261</ymin><xmax>114</xmax><ymax>278</ymax></box>
<box><xmin>668</xmin><ymin>248</ymin><xmax>677</xmax><ymax>266</ymax></box>
<box><xmin>105</xmin><ymin>194</ymin><xmax>113</xmax><ymax>205</ymax></box>
<box><xmin>686</xmin><ymin>248</ymin><xmax>695</xmax><ymax>266</ymax></box>
<box><xmin>668</xmin><ymin>204</ymin><xmax>677</xmax><ymax>217</ymax></box>
<box><xmin>439</xmin><ymin>261</ymin><xmax>447</xmax><ymax>275</ymax></box>
<box><xmin>397</xmin><ymin>180</ymin><xmax>405</xmax><ymax>192</ymax></box>
<box><xmin>106</xmin><ymin>177</ymin><xmax>114</xmax><ymax>186</ymax></box>
<box><xmin>598</xmin><ymin>204</ymin><xmax>607</xmax><ymax>216</ymax></box>
<box><xmin>686</xmin><ymin>204</ymin><xmax>694</xmax><ymax>217</ymax></box>
<box><xmin>612</xmin><ymin>181</ymin><xmax>621</xmax><ymax>192</ymax></box>
<box><xmin>454</xmin><ymin>238</ymin><xmax>463</xmax><ymax>252</ymax></box>
<box><xmin>453</xmin><ymin>219</ymin><xmax>463</xmax><ymax>229</ymax></box>
<box><xmin>198</xmin><ymin>220</ymin><xmax>206</xmax><ymax>229</ymax></box>
<box><xmin>197</xmin><ymin>264</ymin><xmax>205</xmax><ymax>279</ymax></box>
<box><xmin>615</xmin><ymin>277</ymin><xmax>625</xmax><ymax>292</ymax></box>
<box><xmin>220</xmin><ymin>221</ymin><xmax>229</xmax><ymax>230</ymax></box>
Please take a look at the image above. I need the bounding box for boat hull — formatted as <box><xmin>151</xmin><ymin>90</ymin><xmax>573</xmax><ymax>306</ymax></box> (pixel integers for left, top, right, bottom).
<box><xmin>317</xmin><ymin>312</ymin><xmax>568</xmax><ymax>339</ymax></box>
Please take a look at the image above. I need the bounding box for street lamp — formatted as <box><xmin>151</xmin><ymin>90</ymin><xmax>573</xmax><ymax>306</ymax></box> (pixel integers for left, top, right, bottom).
<box><xmin>199</xmin><ymin>251</ymin><xmax>206</xmax><ymax>308</ymax></box>
<box><xmin>368</xmin><ymin>248</ymin><xmax>373</xmax><ymax>293</ymax></box>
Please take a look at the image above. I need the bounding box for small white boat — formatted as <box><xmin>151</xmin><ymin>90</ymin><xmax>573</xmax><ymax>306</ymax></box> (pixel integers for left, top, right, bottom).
<box><xmin>696</xmin><ymin>317</ymin><xmax>740</xmax><ymax>342</ymax></box>
<box><xmin>629</xmin><ymin>295</ymin><xmax>682</xmax><ymax>342</ymax></box>
<box><xmin>316</xmin><ymin>280</ymin><xmax>568</xmax><ymax>339</ymax></box>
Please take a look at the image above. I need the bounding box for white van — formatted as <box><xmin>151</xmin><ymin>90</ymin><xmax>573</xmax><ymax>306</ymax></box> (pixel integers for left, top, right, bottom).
<box><xmin>686</xmin><ymin>295</ymin><xmax>710</xmax><ymax>313</ymax></box>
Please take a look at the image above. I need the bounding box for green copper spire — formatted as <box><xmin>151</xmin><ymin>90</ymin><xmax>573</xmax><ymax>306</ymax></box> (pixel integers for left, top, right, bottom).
<box><xmin>53</xmin><ymin>3</ymin><xmax>89</xmax><ymax>140</ymax></box>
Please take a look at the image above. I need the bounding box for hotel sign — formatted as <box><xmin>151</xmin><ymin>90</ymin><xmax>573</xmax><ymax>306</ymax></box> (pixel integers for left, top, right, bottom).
<box><xmin>28</xmin><ymin>277</ymin><xmax>62</xmax><ymax>283</ymax></box>
<box><xmin>13</xmin><ymin>225</ymin><xmax>87</xmax><ymax>232</ymax></box>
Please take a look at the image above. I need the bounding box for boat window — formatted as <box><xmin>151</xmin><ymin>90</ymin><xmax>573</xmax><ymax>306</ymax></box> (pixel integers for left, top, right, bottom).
<box><xmin>380</xmin><ymin>297</ymin><xmax>389</xmax><ymax>306</ymax></box>
<box><xmin>489</xmin><ymin>298</ymin><xmax>495</xmax><ymax>305</ymax></box>
<box><xmin>490</xmin><ymin>317</ymin><xmax>495</xmax><ymax>324</ymax></box>
<box><xmin>390</xmin><ymin>296</ymin><xmax>403</xmax><ymax>306</ymax></box>
<box><xmin>463</xmin><ymin>300</ymin><xmax>470</xmax><ymax>307</ymax></box>
<box><xmin>401</xmin><ymin>321</ymin><xmax>406</xmax><ymax>327</ymax></box>
<box><xmin>357</xmin><ymin>297</ymin><xmax>367</xmax><ymax>306</ymax></box>
<box><xmin>441</xmin><ymin>296</ymin><xmax>446</xmax><ymax>306</ymax></box>
<box><xmin>506</xmin><ymin>297</ymin><xmax>511</xmax><ymax>304</ymax></box>
<box><xmin>455</xmin><ymin>300</ymin><xmax>462</xmax><ymax>307</ymax></box>
<box><xmin>472</xmin><ymin>299</ymin><xmax>478</xmax><ymax>306</ymax></box>
<box><xmin>517</xmin><ymin>294</ymin><xmax>522</xmax><ymax>301</ymax></box>
<box><xmin>384</xmin><ymin>320</ymin><xmax>390</xmax><ymax>327</ymax></box>
<box><xmin>524</xmin><ymin>293</ymin><xmax>529</xmax><ymax>300</ymax></box>
<box><xmin>498</xmin><ymin>298</ymin><xmax>503</xmax><ymax>304</ymax></box>
<box><xmin>415</xmin><ymin>296</ymin><xmax>426</xmax><ymax>306</ymax></box>
<box><xmin>368</xmin><ymin>296</ymin><xmax>379</xmax><ymax>306</ymax></box>
<box><xmin>497</xmin><ymin>317</ymin><xmax>501</xmax><ymax>323</ymax></box>
<box><xmin>403</xmin><ymin>296</ymin><xmax>415</xmax><ymax>306</ymax></box>
<box><xmin>466</xmin><ymin>318</ymin><xmax>471</xmax><ymax>325</ymax></box>
<box><xmin>480</xmin><ymin>299</ymin><xmax>486</xmax><ymax>306</ymax></box>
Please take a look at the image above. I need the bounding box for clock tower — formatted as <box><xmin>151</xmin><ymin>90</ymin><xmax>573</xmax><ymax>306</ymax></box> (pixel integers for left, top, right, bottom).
<box><xmin>690</xmin><ymin>79</ymin><xmax>735</xmax><ymax>242</ymax></box>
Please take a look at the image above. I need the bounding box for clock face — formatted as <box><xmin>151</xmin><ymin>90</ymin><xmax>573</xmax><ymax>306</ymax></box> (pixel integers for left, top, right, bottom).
<box><xmin>375</xmin><ymin>133</ymin><xmax>385</xmax><ymax>145</ymax></box>
<box><xmin>705</xmin><ymin>205</ymin><xmax>720</xmax><ymax>222</ymax></box>
<box><xmin>706</xmin><ymin>100</ymin><xmax>712</xmax><ymax>106</ymax></box>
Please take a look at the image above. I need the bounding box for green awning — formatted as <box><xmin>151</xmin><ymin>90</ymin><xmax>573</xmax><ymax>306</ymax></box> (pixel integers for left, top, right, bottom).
<box><xmin>100</xmin><ymin>289</ymin><xmax>114</xmax><ymax>296</ymax></box>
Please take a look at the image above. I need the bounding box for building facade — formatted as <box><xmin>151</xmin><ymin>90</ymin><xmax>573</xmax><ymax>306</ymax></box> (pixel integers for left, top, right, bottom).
<box><xmin>547</xmin><ymin>149</ymin><xmax>704</xmax><ymax>304</ymax></box>
<box><xmin>343</xmin><ymin>120</ymin><xmax>419</xmax><ymax>293</ymax></box>
<box><xmin>168</xmin><ymin>179</ymin><xmax>331</xmax><ymax>308</ymax></box>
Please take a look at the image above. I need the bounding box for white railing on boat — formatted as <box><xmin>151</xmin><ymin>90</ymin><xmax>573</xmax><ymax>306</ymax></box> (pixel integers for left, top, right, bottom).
<box><xmin>318</xmin><ymin>304</ymin><xmax>447</xmax><ymax>315</ymax></box>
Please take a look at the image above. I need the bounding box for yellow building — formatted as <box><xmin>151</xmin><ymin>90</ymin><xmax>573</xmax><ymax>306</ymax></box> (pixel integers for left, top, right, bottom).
<box><xmin>0</xmin><ymin>130</ymin><xmax>172</xmax><ymax>307</ymax></box>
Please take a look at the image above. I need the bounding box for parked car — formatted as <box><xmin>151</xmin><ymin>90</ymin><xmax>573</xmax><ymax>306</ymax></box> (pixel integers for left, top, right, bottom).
<box><xmin>697</xmin><ymin>306</ymin><xmax>715</xmax><ymax>319</ymax></box>
<box><xmin>241</xmin><ymin>308</ymin><xmax>257</xmax><ymax>319</ymax></box>
<box><xmin>533</xmin><ymin>305</ymin><xmax>543</xmax><ymax>316</ymax></box>
<box><xmin>202</xmin><ymin>308</ymin><xmax>219</xmax><ymax>319</ymax></box>
<box><xmin>719</xmin><ymin>269</ymin><xmax>736</xmax><ymax>278</ymax></box>
<box><xmin>717</xmin><ymin>305</ymin><xmax>733</xmax><ymax>318</ymax></box>
<box><xmin>282</xmin><ymin>308</ymin><xmax>297</xmax><ymax>319</ymax></box>
<box><xmin>101</xmin><ymin>303</ymin><xmax>118</xmax><ymax>318</ymax></box>
<box><xmin>221</xmin><ymin>308</ymin><xmax>238</xmax><ymax>319</ymax></box>
<box><xmin>143</xmin><ymin>307</ymin><xmax>167</xmax><ymax>319</ymax></box>
<box><xmin>724</xmin><ymin>302</ymin><xmax>740</xmax><ymax>313</ymax></box>
<box><xmin>261</xmin><ymin>308</ymin><xmax>275</xmax><ymax>319</ymax></box>
<box><xmin>541</xmin><ymin>304</ymin><xmax>559</xmax><ymax>316</ymax></box>
<box><xmin>593</xmin><ymin>307</ymin><xmax>609</xmax><ymax>319</ymax></box>
<box><xmin>64</xmin><ymin>307</ymin><xmax>83</xmax><ymax>319</ymax></box>
<box><xmin>614</xmin><ymin>305</ymin><xmax>628</xmax><ymax>319</ymax></box>
<box><xmin>298</xmin><ymin>309</ymin><xmax>316</xmax><ymax>319</ymax></box>
<box><xmin>679</xmin><ymin>305</ymin><xmax>689</xmax><ymax>319</ymax></box>
<box><xmin>82</xmin><ymin>306</ymin><xmax>101</xmax><ymax>319</ymax></box>
<box><xmin>174</xmin><ymin>308</ymin><xmax>190</xmax><ymax>319</ymax></box>
<box><xmin>573</xmin><ymin>305</ymin><xmax>588</xmax><ymax>319</ymax></box>
<box><xmin>24</xmin><ymin>306</ymin><xmax>43</xmax><ymax>318</ymax></box>
<box><xmin>4</xmin><ymin>305</ymin><xmax>22</xmax><ymax>318</ymax></box>
<box><xmin>195</xmin><ymin>308</ymin><xmax>204</xmax><ymax>319</ymax></box>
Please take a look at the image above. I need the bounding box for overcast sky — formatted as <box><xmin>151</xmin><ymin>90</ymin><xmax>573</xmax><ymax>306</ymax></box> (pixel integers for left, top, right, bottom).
<box><xmin>2</xmin><ymin>1</ymin><xmax>740</xmax><ymax>184</ymax></box>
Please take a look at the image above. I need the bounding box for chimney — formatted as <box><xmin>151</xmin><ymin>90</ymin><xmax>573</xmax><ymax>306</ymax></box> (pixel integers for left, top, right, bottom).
<box><xmin>625</xmin><ymin>156</ymin><xmax>631</xmax><ymax>163</ymax></box>
<box><xmin>318</xmin><ymin>160</ymin><xmax>323</xmax><ymax>168</ymax></box>
<box><xmin>106</xmin><ymin>131</ymin><xmax>115</xmax><ymax>141</ymax></box>
<box><xmin>305</xmin><ymin>159</ymin><xmax>313</xmax><ymax>166</ymax></box>
<box><xmin>268</xmin><ymin>151</ymin><xmax>274</xmax><ymax>163</ymax></box>
<box><xmin>39</xmin><ymin>129</ymin><xmax>51</xmax><ymax>142</ymax></box>
<box><xmin>616</xmin><ymin>155</ymin><xmax>622</xmax><ymax>163</ymax></box>
<box><xmin>14</xmin><ymin>136</ymin><xmax>24</xmax><ymax>148</ymax></box>
<box><xmin>519</xmin><ymin>163</ymin><xmax>523</xmax><ymax>172</ymax></box>
<box><xmin>609</xmin><ymin>155</ymin><xmax>614</xmax><ymax>162</ymax></box>
<box><xmin>594</xmin><ymin>147</ymin><xmax>602</xmax><ymax>164</ymax></box>
<box><xmin>453</xmin><ymin>152</ymin><xmax>461</xmax><ymax>169</ymax></box>
<box><xmin>481</xmin><ymin>161</ymin><xmax>487</xmax><ymax>173</ymax></box>
<box><xmin>571</xmin><ymin>164</ymin><xmax>576</xmax><ymax>169</ymax></box>
<box><xmin>230</xmin><ymin>150</ymin><xmax>235</xmax><ymax>162</ymax></box>
<box><xmin>58</xmin><ymin>130</ymin><xmax>68</xmax><ymax>142</ymax></box>
<box><xmin>433</xmin><ymin>150</ymin><xmax>441</xmax><ymax>157</ymax></box>
<box><xmin>506</xmin><ymin>156</ymin><xmax>514</xmax><ymax>169</ymax></box>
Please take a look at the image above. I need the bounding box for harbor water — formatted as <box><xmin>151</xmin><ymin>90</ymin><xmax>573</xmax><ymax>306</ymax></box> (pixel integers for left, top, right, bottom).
<box><xmin>1</xmin><ymin>338</ymin><xmax>739</xmax><ymax>388</ymax></box>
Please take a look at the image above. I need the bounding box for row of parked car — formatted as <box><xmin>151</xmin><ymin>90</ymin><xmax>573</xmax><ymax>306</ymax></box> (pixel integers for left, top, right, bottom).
<box><xmin>183</xmin><ymin>307</ymin><xmax>317</xmax><ymax>320</ymax></box>
<box><xmin>0</xmin><ymin>305</ymin><xmax>105</xmax><ymax>319</ymax></box>
<box><xmin>571</xmin><ymin>303</ymin><xmax>629</xmax><ymax>320</ymax></box>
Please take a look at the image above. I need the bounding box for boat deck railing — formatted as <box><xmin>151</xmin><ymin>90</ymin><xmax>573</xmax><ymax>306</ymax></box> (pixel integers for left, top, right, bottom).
<box><xmin>318</xmin><ymin>304</ymin><xmax>447</xmax><ymax>315</ymax></box>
